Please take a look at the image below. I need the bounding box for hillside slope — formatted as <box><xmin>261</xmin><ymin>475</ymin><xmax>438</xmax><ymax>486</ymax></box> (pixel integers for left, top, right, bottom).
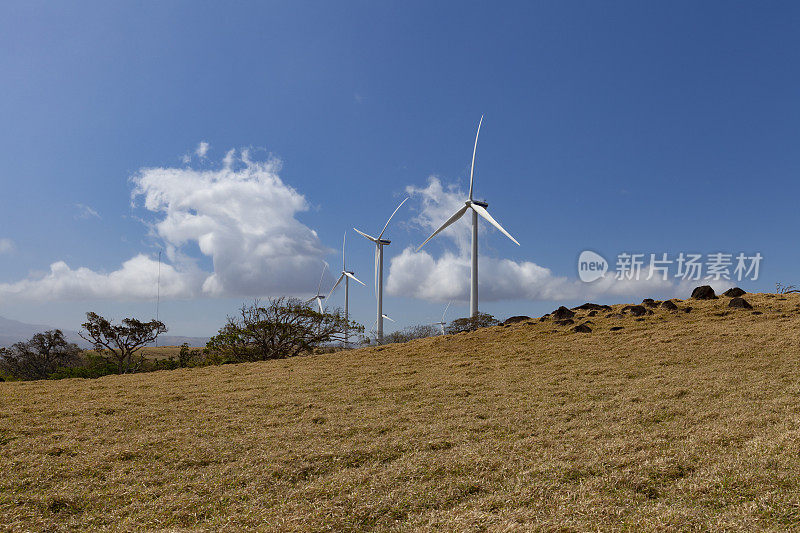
<box><xmin>1</xmin><ymin>293</ymin><xmax>800</xmax><ymax>531</ymax></box>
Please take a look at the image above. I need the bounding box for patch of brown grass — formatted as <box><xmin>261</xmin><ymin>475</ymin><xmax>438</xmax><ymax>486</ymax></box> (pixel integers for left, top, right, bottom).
<box><xmin>1</xmin><ymin>293</ymin><xmax>800</xmax><ymax>531</ymax></box>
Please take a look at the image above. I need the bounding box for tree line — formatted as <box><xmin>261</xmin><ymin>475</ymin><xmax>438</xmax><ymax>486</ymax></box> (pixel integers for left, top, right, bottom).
<box><xmin>0</xmin><ymin>298</ymin><xmax>498</xmax><ymax>382</ymax></box>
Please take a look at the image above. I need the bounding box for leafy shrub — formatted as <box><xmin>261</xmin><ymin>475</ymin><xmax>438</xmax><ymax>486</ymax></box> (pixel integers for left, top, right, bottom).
<box><xmin>446</xmin><ymin>313</ymin><xmax>500</xmax><ymax>334</ymax></box>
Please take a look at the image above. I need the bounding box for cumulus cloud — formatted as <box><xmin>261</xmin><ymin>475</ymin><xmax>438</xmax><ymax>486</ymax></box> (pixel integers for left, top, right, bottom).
<box><xmin>386</xmin><ymin>176</ymin><xmax>691</xmax><ymax>303</ymax></box>
<box><xmin>0</xmin><ymin>147</ymin><xmax>327</xmax><ymax>302</ymax></box>
<box><xmin>0</xmin><ymin>255</ymin><xmax>196</xmax><ymax>301</ymax></box>
<box><xmin>0</xmin><ymin>239</ymin><xmax>14</xmax><ymax>254</ymax></box>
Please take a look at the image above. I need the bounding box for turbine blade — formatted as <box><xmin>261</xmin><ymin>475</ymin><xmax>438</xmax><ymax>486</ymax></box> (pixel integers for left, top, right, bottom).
<box><xmin>468</xmin><ymin>115</ymin><xmax>484</xmax><ymax>201</ymax></box>
<box><xmin>416</xmin><ymin>205</ymin><xmax>469</xmax><ymax>251</ymax></box>
<box><xmin>353</xmin><ymin>227</ymin><xmax>378</xmax><ymax>242</ymax></box>
<box><xmin>316</xmin><ymin>263</ymin><xmax>328</xmax><ymax>294</ymax></box>
<box><xmin>378</xmin><ymin>197</ymin><xmax>409</xmax><ymax>240</ymax></box>
<box><xmin>442</xmin><ymin>300</ymin><xmax>451</xmax><ymax>322</ymax></box>
<box><xmin>328</xmin><ymin>273</ymin><xmax>345</xmax><ymax>299</ymax></box>
<box><xmin>306</xmin><ymin>296</ymin><xmax>316</xmax><ymax>304</ymax></box>
<box><xmin>382</xmin><ymin>314</ymin><xmax>395</xmax><ymax>322</ymax></box>
<box><xmin>317</xmin><ymin>298</ymin><xmax>324</xmax><ymax>314</ymax></box>
<box><xmin>470</xmin><ymin>203</ymin><xmax>520</xmax><ymax>246</ymax></box>
<box><xmin>344</xmin><ymin>271</ymin><xmax>366</xmax><ymax>286</ymax></box>
<box><xmin>342</xmin><ymin>231</ymin><xmax>346</xmax><ymax>271</ymax></box>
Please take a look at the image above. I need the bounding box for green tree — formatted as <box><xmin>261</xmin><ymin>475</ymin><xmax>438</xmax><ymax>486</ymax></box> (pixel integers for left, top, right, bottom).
<box><xmin>206</xmin><ymin>298</ymin><xmax>363</xmax><ymax>361</ymax></box>
<box><xmin>79</xmin><ymin>313</ymin><xmax>167</xmax><ymax>374</ymax></box>
<box><xmin>445</xmin><ymin>312</ymin><xmax>500</xmax><ymax>334</ymax></box>
<box><xmin>0</xmin><ymin>330</ymin><xmax>81</xmax><ymax>380</ymax></box>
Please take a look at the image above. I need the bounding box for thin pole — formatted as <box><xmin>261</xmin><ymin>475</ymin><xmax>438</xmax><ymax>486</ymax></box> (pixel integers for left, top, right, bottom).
<box><xmin>377</xmin><ymin>244</ymin><xmax>384</xmax><ymax>343</ymax></box>
<box><xmin>470</xmin><ymin>209</ymin><xmax>478</xmax><ymax>318</ymax></box>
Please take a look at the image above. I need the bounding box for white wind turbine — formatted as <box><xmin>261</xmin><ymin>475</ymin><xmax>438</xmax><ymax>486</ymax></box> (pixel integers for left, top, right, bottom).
<box><xmin>354</xmin><ymin>197</ymin><xmax>408</xmax><ymax>343</ymax></box>
<box><xmin>327</xmin><ymin>232</ymin><xmax>366</xmax><ymax>347</ymax></box>
<box><xmin>431</xmin><ymin>301</ymin><xmax>452</xmax><ymax>335</ymax></box>
<box><xmin>416</xmin><ymin>116</ymin><xmax>520</xmax><ymax>318</ymax></box>
<box><xmin>306</xmin><ymin>263</ymin><xmax>328</xmax><ymax>314</ymax></box>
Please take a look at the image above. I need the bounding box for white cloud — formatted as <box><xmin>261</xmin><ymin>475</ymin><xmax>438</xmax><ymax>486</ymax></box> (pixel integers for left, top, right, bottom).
<box><xmin>387</xmin><ymin>176</ymin><xmax>695</xmax><ymax>303</ymax></box>
<box><xmin>0</xmin><ymin>239</ymin><xmax>14</xmax><ymax>255</ymax></box>
<box><xmin>182</xmin><ymin>141</ymin><xmax>210</xmax><ymax>163</ymax></box>
<box><xmin>0</xmin><ymin>148</ymin><xmax>327</xmax><ymax>302</ymax></box>
<box><xmin>0</xmin><ymin>255</ymin><xmax>196</xmax><ymax>301</ymax></box>
<box><xmin>195</xmin><ymin>141</ymin><xmax>210</xmax><ymax>158</ymax></box>
<box><xmin>75</xmin><ymin>203</ymin><xmax>101</xmax><ymax>219</ymax></box>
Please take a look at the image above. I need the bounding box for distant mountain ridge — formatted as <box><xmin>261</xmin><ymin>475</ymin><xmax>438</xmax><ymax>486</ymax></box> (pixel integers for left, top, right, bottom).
<box><xmin>0</xmin><ymin>315</ymin><xmax>209</xmax><ymax>348</ymax></box>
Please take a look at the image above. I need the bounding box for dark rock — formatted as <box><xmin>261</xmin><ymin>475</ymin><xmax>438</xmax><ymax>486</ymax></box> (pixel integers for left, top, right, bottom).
<box><xmin>642</xmin><ymin>298</ymin><xmax>660</xmax><ymax>308</ymax></box>
<box><xmin>573</xmin><ymin>323</ymin><xmax>592</xmax><ymax>333</ymax></box>
<box><xmin>752</xmin><ymin>311</ymin><xmax>763</xmax><ymax>315</ymax></box>
<box><xmin>607</xmin><ymin>313</ymin><xmax>624</xmax><ymax>319</ymax></box>
<box><xmin>539</xmin><ymin>316</ymin><xmax>549</xmax><ymax>322</ymax></box>
<box><xmin>723</xmin><ymin>287</ymin><xmax>746</xmax><ymax>297</ymax></box>
<box><xmin>622</xmin><ymin>305</ymin><xmax>648</xmax><ymax>317</ymax></box>
<box><xmin>661</xmin><ymin>300</ymin><xmax>679</xmax><ymax>311</ymax></box>
<box><xmin>690</xmin><ymin>285</ymin><xmax>717</xmax><ymax>300</ymax></box>
<box><xmin>503</xmin><ymin>315</ymin><xmax>531</xmax><ymax>325</ymax></box>
<box><xmin>552</xmin><ymin>306</ymin><xmax>575</xmax><ymax>320</ymax></box>
<box><xmin>728</xmin><ymin>297</ymin><xmax>753</xmax><ymax>309</ymax></box>
<box><xmin>635</xmin><ymin>318</ymin><xmax>645</xmax><ymax>322</ymax></box>
<box><xmin>587</xmin><ymin>310</ymin><xmax>598</xmax><ymax>317</ymax></box>
<box><xmin>573</xmin><ymin>303</ymin><xmax>612</xmax><ymax>311</ymax></box>
<box><xmin>682</xmin><ymin>307</ymin><xmax>693</xmax><ymax>313</ymax></box>
<box><xmin>610</xmin><ymin>326</ymin><xmax>624</xmax><ymax>331</ymax></box>
<box><xmin>555</xmin><ymin>319</ymin><xmax>575</xmax><ymax>326</ymax></box>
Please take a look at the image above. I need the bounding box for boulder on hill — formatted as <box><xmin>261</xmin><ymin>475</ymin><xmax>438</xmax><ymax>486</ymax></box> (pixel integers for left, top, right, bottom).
<box><xmin>661</xmin><ymin>300</ymin><xmax>679</xmax><ymax>311</ymax></box>
<box><xmin>573</xmin><ymin>303</ymin><xmax>612</xmax><ymax>311</ymax></box>
<box><xmin>555</xmin><ymin>318</ymin><xmax>575</xmax><ymax>326</ymax></box>
<box><xmin>587</xmin><ymin>310</ymin><xmax>598</xmax><ymax>317</ymax></box>
<box><xmin>503</xmin><ymin>316</ymin><xmax>530</xmax><ymax>325</ymax></box>
<box><xmin>642</xmin><ymin>298</ymin><xmax>660</xmax><ymax>308</ymax></box>
<box><xmin>691</xmin><ymin>286</ymin><xmax>717</xmax><ymax>300</ymax></box>
<box><xmin>729</xmin><ymin>297</ymin><xmax>753</xmax><ymax>309</ymax></box>
<box><xmin>573</xmin><ymin>323</ymin><xmax>592</xmax><ymax>333</ymax></box>
<box><xmin>723</xmin><ymin>287</ymin><xmax>746</xmax><ymax>297</ymax></box>
<box><xmin>622</xmin><ymin>305</ymin><xmax>648</xmax><ymax>317</ymax></box>
<box><xmin>552</xmin><ymin>306</ymin><xmax>575</xmax><ymax>320</ymax></box>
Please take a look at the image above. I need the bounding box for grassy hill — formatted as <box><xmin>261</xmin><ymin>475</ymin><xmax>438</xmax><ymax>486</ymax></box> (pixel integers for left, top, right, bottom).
<box><xmin>1</xmin><ymin>292</ymin><xmax>799</xmax><ymax>531</ymax></box>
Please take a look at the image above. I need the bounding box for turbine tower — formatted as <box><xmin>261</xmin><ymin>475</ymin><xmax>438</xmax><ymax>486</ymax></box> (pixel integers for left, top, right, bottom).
<box><xmin>354</xmin><ymin>197</ymin><xmax>408</xmax><ymax>343</ymax></box>
<box><xmin>417</xmin><ymin>116</ymin><xmax>520</xmax><ymax>318</ymax></box>
<box><xmin>307</xmin><ymin>263</ymin><xmax>328</xmax><ymax>313</ymax></box>
<box><xmin>328</xmin><ymin>232</ymin><xmax>366</xmax><ymax>347</ymax></box>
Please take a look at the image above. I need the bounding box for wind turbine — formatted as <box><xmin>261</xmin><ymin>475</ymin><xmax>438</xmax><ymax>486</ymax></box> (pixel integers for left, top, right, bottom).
<box><xmin>431</xmin><ymin>301</ymin><xmax>452</xmax><ymax>335</ymax></box>
<box><xmin>306</xmin><ymin>263</ymin><xmax>328</xmax><ymax>314</ymax></box>
<box><xmin>354</xmin><ymin>197</ymin><xmax>408</xmax><ymax>343</ymax></box>
<box><xmin>328</xmin><ymin>232</ymin><xmax>366</xmax><ymax>347</ymax></box>
<box><xmin>416</xmin><ymin>116</ymin><xmax>520</xmax><ymax>318</ymax></box>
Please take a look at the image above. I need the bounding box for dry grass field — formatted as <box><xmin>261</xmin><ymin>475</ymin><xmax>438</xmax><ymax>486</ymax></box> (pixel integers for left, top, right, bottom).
<box><xmin>2</xmin><ymin>292</ymin><xmax>800</xmax><ymax>531</ymax></box>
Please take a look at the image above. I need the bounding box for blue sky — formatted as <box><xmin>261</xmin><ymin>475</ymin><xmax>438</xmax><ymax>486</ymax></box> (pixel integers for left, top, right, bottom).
<box><xmin>1</xmin><ymin>1</ymin><xmax>799</xmax><ymax>337</ymax></box>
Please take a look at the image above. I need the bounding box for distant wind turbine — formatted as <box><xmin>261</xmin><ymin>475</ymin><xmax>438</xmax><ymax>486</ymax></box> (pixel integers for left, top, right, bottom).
<box><xmin>431</xmin><ymin>301</ymin><xmax>452</xmax><ymax>335</ymax></box>
<box><xmin>416</xmin><ymin>116</ymin><xmax>520</xmax><ymax>318</ymax></box>
<box><xmin>306</xmin><ymin>263</ymin><xmax>328</xmax><ymax>314</ymax></box>
<box><xmin>354</xmin><ymin>197</ymin><xmax>408</xmax><ymax>343</ymax></box>
<box><xmin>328</xmin><ymin>232</ymin><xmax>366</xmax><ymax>347</ymax></box>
